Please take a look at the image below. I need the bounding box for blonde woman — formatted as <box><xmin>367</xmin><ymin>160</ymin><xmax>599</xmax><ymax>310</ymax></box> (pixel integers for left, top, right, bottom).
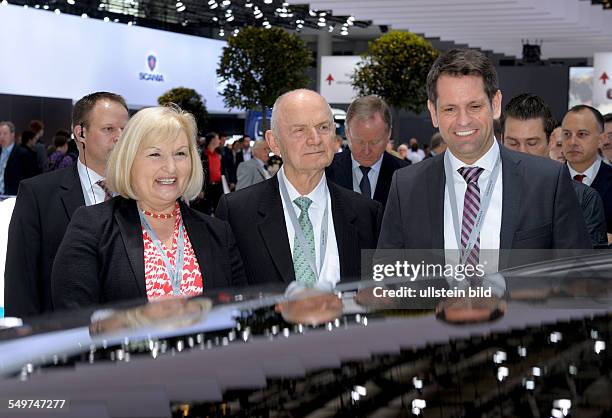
<box><xmin>52</xmin><ymin>106</ymin><xmax>246</xmax><ymax>310</ymax></box>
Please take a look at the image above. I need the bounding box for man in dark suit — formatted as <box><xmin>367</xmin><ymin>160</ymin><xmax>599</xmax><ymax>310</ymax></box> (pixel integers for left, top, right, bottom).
<box><xmin>562</xmin><ymin>105</ymin><xmax>612</xmax><ymax>243</ymax></box>
<box><xmin>4</xmin><ymin>92</ymin><xmax>129</xmax><ymax>318</ymax></box>
<box><xmin>501</xmin><ymin>93</ymin><xmax>608</xmax><ymax>248</ymax></box>
<box><xmin>0</xmin><ymin>122</ymin><xmax>38</xmax><ymax>196</ymax></box>
<box><xmin>217</xmin><ymin>89</ymin><xmax>382</xmax><ymax>287</ymax></box>
<box><xmin>326</xmin><ymin>96</ymin><xmax>409</xmax><ymax>208</ymax></box>
<box><xmin>379</xmin><ymin>49</ymin><xmax>590</xmax><ymax>268</ymax></box>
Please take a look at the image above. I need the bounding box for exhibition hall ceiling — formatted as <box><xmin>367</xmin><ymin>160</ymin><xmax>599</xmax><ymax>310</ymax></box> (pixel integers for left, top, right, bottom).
<box><xmin>291</xmin><ymin>0</ymin><xmax>612</xmax><ymax>58</ymax></box>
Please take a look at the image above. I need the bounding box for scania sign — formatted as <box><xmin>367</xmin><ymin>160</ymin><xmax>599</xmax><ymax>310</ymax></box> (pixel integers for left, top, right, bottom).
<box><xmin>139</xmin><ymin>54</ymin><xmax>164</xmax><ymax>82</ymax></box>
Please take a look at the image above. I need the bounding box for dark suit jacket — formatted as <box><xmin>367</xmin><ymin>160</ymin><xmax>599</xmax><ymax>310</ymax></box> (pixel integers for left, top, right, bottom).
<box><xmin>590</xmin><ymin>161</ymin><xmax>612</xmax><ymax>233</ymax></box>
<box><xmin>378</xmin><ymin>146</ymin><xmax>591</xmax><ymax>258</ymax></box>
<box><xmin>4</xmin><ymin>165</ymin><xmax>85</xmax><ymax>317</ymax></box>
<box><xmin>572</xmin><ymin>181</ymin><xmax>608</xmax><ymax>248</ymax></box>
<box><xmin>51</xmin><ymin>198</ymin><xmax>247</xmax><ymax>311</ymax></box>
<box><xmin>216</xmin><ymin>176</ymin><xmax>383</xmax><ymax>285</ymax></box>
<box><xmin>325</xmin><ymin>150</ymin><xmax>410</xmax><ymax>208</ymax></box>
<box><xmin>220</xmin><ymin>146</ymin><xmax>237</xmax><ymax>185</ymax></box>
<box><xmin>3</xmin><ymin>144</ymin><xmax>39</xmax><ymax>195</ymax></box>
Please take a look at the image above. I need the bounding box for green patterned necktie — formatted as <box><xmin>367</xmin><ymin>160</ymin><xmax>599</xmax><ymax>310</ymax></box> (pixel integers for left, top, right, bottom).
<box><xmin>292</xmin><ymin>196</ymin><xmax>317</xmax><ymax>287</ymax></box>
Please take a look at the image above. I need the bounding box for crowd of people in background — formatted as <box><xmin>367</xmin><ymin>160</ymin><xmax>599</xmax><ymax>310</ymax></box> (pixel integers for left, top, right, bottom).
<box><xmin>2</xmin><ymin>47</ymin><xmax>612</xmax><ymax>320</ymax></box>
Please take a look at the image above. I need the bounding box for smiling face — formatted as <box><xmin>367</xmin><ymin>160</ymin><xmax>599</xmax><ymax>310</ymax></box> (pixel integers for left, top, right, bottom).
<box><xmin>131</xmin><ymin>131</ymin><xmax>191</xmax><ymax>213</ymax></box>
<box><xmin>503</xmin><ymin>117</ymin><xmax>549</xmax><ymax>157</ymax></box>
<box><xmin>428</xmin><ymin>74</ymin><xmax>501</xmax><ymax>164</ymax></box>
<box><xmin>266</xmin><ymin>90</ymin><xmax>336</xmax><ymax>177</ymax></box>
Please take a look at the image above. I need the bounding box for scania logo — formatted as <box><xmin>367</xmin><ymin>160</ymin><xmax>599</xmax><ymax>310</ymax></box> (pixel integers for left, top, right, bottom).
<box><xmin>139</xmin><ymin>54</ymin><xmax>164</xmax><ymax>83</ymax></box>
<box><xmin>147</xmin><ymin>55</ymin><xmax>156</xmax><ymax>71</ymax></box>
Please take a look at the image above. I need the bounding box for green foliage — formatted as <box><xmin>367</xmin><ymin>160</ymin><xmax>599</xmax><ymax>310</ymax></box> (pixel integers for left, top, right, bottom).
<box><xmin>158</xmin><ymin>87</ymin><xmax>209</xmax><ymax>134</ymax></box>
<box><xmin>217</xmin><ymin>26</ymin><xmax>312</xmax><ymax>130</ymax></box>
<box><xmin>352</xmin><ymin>31</ymin><xmax>439</xmax><ymax>114</ymax></box>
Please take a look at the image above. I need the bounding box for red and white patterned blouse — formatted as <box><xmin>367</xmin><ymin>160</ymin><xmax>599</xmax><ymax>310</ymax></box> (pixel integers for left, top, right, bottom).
<box><xmin>143</xmin><ymin>208</ymin><xmax>203</xmax><ymax>300</ymax></box>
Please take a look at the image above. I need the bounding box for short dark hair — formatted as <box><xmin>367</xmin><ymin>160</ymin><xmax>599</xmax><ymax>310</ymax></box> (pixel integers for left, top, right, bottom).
<box><xmin>72</xmin><ymin>92</ymin><xmax>127</xmax><ymax>128</ymax></box>
<box><xmin>426</xmin><ymin>48</ymin><xmax>499</xmax><ymax>105</ymax></box>
<box><xmin>204</xmin><ymin>132</ymin><xmax>219</xmax><ymax>148</ymax></box>
<box><xmin>53</xmin><ymin>135</ymin><xmax>68</xmax><ymax>148</ymax></box>
<box><xmin>566</xmin><ymin>105</ymin><xmax>604</xmax><ymax>133</ymax></box>
<box><xmin>20</xmin><ymin>130</ymin><xmax>36</xmax><ymax>145</ymax></box>
<box><xmin>501</xmin><ymin>93</ymin><xmax>556</xmax><ymax>141</ymax></box>
<box><xmin>603</xmin><ymin>113</ymin><xmax>612</xmax><ymax>124</ymax></box>
<box><xmin>29</xmin><ymin>120</ymin><xmax>44</xmax><ymax>134</ymax></box>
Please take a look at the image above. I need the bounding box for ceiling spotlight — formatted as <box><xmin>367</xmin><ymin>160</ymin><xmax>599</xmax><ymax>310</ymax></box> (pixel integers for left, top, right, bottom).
<box><xmin>103</xmin><ymin>16</ymin><xmax>110</xmax><ymax>22</ymax></box>
<box><xmin>212</xmin><ymin>16</ymin><xmax>218</xmax><ymax>21</ymax></box>
<box><xmin>227</xmin><ymin>15</ymin><xmax>234</xmax><ymax>21</ymax></box>
<box><xmin>23</xmin><ymin>4</ymin><xmax>27</xmax><ymax>7</ymax></box>
<box><xmin>309</xmin><ymin>9</ymin><xmax>316</xmax><ymax>16</ymax></box>
<box><xmin>319</xmin><ymin>12</ymin><xmax>326</xmax><ymax>16</ymax></box>
<box><xmin>177</xmin><ymin>4</ymin><xmax>186</xmax><ymax>12</ymax></box>
<box><xmin>222</xmin><ymin>0</ymin><xmax>230</xmax><ymax>5</ymax></box>
<box><xmin>54</xmin><ymin>8</ymin><xmax>60</xmax><ymax>14</ymax></box>
<box><xmin>0</xmin><ymin>0</ymin><xmax>8</xmax><ymax>6</ymax></box>
<box><xmin>317</xmin><ymin>21</ymin><xmax>326</xmax><ymax>27</ymax></box>
<box><xmin>81</xmin><ymin>12</ymin><xmax>88</xmax><ymax>17</ymax></box>
<box><xmin>67</xmin><ymin>0</ymin><xmax>75</xmax><ymax>4</ymax></box>
<box><xmin>263</xmin><ymin>0</ymin><xmax>272</xmax><ymax>3</ymax></box>
<box><xmin>219</xmin><ymin>29</ymin><xmax>225</xmax><ymax>37</ymax></box>
<box><xmin>245</xmin><ymin>2</ymin><xmax>253</xmax><ymax>7</ymax></box>
<box><xmin>113</xmin><ymin>18</ymin><xmax>119</xmax><ymax>22</ymax></box>
<box><xmin>128</xmin><ymin>21</ymin><xmax>133</xmax><ymax>25</ymax></box>
<box><xmin>328</xmin><ymin>25</ymin><xmax>334</xmax><ymax>32</ymax></box>
<box><xmin>181</xmin><ymin>20</ymin><xmax>187</xmax><ymax>26</ymax></box>
<box><xmin>210</xmin><ymin>2</ymin><xmax>218</xmax><ymax>9</ymax></box>
<box><xmin>176</xmin><ymin>2</ymin><xmax>182</xmax><ymax>6</ymax></box>
<box><xmin>208</xmin><ymin>0</ymin><xmax>215</xmax><ymax>4</ymax></box>
<box><xmin>42</xmin><ymin>4</ymin><xmax>49</xmax><ymax>9</ymax></box>
<box><xmin>318</xmin><ymin>17</ymin><xmax>325</xmax><ymax>22</ymax></box>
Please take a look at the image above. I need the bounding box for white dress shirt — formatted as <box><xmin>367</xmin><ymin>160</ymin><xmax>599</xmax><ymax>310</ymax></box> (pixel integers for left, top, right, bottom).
<box><xmin>407</xmin><ymin>149</ymin><xmax>425</xmax><ymax>164</ymax></box>
<box><xmin>278</xmin><ymin>167</ymin><xmax>340</xmax><ymax>290</ymax></box>
<box><xmin>77</xmin><ymin>159</ymin><xmax>108</xmax><ymax>206</ymax></box>
<box><xmin>567</xmin><ymin>158</ymin><xmax>601</xmax><ymax>187</ymax></box>
<box><xmin>444</xmin><ymin>140</ymin><xmax>503</xmax><ymax>272</ymax></box>
<box><xmin>351</xmin><ymin>153</ymin><xmax>383</xmax><ymax>199</ymax></box>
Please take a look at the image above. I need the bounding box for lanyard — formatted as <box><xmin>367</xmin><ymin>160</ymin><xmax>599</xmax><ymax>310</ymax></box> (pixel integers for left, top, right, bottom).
<box><xmin>278</xmin><ymin>171</ymin><xmax>328</xmax><ymax>280</ymax></box>
<box><xmin>139</xmin><ymin>210</ymin><xmax>185</xmax><ymax>295</ymax></box>
<box><xmin>444</xmin><ymin>150</ymin><xmax>501</xmax><ymax>264</ymax></box>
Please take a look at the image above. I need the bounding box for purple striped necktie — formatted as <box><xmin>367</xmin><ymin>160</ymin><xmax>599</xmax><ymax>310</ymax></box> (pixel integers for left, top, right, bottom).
<box><xmin>457</xmin><ymin>166</ymin><xmax>485</xmax><ymax>266</ymax></box>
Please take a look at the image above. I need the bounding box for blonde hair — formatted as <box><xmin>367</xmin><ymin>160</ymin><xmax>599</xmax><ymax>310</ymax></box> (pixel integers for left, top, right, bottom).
<box><xmin>106</xmin><ymin>106</ymin><xmax>203</xmax><ymax>202</ymax></box>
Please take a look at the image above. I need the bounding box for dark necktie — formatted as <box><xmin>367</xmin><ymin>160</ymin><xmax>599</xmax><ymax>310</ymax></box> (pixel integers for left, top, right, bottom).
<box><xmin>458</xmin><ymin>166</ymin><xmax>485</xmax><ymax>266</ymax></box>
<box><xmin>96</xmin><ymin>179</ymin><xmax>113</xmax><ymax>202</ymax></box>
<box><xmin>573</xmin><ymin>174</ymin><xmax>586</xmax><ymax>183</ymax></box>
<box><xmin>359</xmin><ymin>166</ymin><xmax>371</xmax><ymax>198</ymax></box>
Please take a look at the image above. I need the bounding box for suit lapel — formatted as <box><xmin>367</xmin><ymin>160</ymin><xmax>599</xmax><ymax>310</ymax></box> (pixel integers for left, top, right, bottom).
<box><xmin>328</xmin><ymin>181</ymin><xmax>358</xmax><ymax>280</ymax></box>
<box><xmin>373</xmin><ymin>152</ymin><xmax>393</xmax><ymax>205</ymax></box>
<box><xmin>257</xmin><ymin>178</ymin><xmax>295</xmax><ymax>283</ymax></box>
<box><xmin>499</xmin><ymin>147</ymin><xmax>521</xmax><ymax>250</ymax></box>
<box><xmin>114</xmin><ymin>198</ymin><xmax>146</xmax><ymax>297</ymax></box>
<box><xmin>428</xmin><ymin>155</ymin><xmax>445</xmax><ymax>248</ymax></box>
<box><xmin>181</xmin><ymin>202</ymin><xmax>217</xmax><ymax>288</ymax></box>
<box><xmin>59</xmin><ymin>165</ymin><xmax>86</xmax><ymax>220</ymax></box>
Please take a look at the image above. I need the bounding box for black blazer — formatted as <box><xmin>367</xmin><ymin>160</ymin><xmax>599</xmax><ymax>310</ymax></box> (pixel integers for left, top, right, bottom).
<box><xmin>3</xmin><ymin>144</ymin><xmax>39</xmax><ymax>195</ymax></box>
<box><xmin>590</xmin><ymin>161</ymin><xmax>612</xmax><ymax>233</ymax></box>
<box><xmin>572</xmin><ymin>180</ymin><xmax>608</xmax><ymax>248</ymax></box>
<box><xmin>378</xmin><ymin>146</ymin><xmax>591</xmax><ymax>256</ymax></box>
<box><xmin>216</xmin><ymin>176</ymin><xmax>383</xmax><ymax>285</ymax></box>
<box><xmin>5</xmin><ymin>165</ymin><xmax>85</xmax><ymax>317</ymax></box>
<box><xmin>325</xmin><ymin>150</ymin><xmax>410</xmax><ymax>208</ymax></box>
<box><xmin>51</xmin><ymin>198</ymin><xmax>247</xmax><ymax>311</ymax></box>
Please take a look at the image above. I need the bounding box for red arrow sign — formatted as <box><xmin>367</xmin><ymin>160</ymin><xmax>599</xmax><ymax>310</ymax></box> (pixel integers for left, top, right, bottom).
<box><xmin>325</xmin><ymin>73</ymin><xmax>334</xmax><ymax>86</ymax></box>
<box><xmin>601</xmin><ymin>72</ymin><xmax>609</xmax><ymax>85</ymax></box>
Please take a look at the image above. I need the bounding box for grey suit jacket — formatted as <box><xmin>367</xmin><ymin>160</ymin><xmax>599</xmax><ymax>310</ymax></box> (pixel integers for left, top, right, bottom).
<box><xmin>378</xmin><ymin>146</ymin><xmax>591</xmax><ymax>268</ymax></box>
<box><xmin>236</xmin><ymin>158</ymin><xmax>269</xmax><ymax>191</ymax></box>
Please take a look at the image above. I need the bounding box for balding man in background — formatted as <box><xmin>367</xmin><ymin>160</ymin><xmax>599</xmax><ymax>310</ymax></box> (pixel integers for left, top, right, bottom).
<box><xmin>217</xmin><ymin>89</ymin><xmax>382</xmax><ymax>288</ymax></box>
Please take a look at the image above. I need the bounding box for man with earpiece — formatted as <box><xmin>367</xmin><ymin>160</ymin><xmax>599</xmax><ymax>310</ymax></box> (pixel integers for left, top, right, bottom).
<box><xmin>4</xmin><ymin>92</ymin><xmax>129</xmax><ymax>318</ymax></box>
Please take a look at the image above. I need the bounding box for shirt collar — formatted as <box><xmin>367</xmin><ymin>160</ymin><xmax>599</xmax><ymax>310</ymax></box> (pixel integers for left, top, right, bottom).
<box><xmin>279</xmin><ymin>166</ymin><xmax>327</xmax><ymax>209</ymax></box>
<box><xmin>350</xmin><ymin>152</ymin><xmax>384</xmax><ymax>173</ymax></box>
<box><xmin>2</xmin><ymin>142</ymin><xmax>15</xmax><ymax>155</ymax></box>
<box><xmin>447</xmin><ymin>138</ymin><xmax>499</xmax><ymax>175</ymax></box>
<box><xmin>567</xmin><ymin>158</ymin><xmax>601</xmax><ymax>180</ymax></box>
<box><xmin>77</xmin><ymin>158</ymin><xmax>105</xmax><ymax>184</ymax></box>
